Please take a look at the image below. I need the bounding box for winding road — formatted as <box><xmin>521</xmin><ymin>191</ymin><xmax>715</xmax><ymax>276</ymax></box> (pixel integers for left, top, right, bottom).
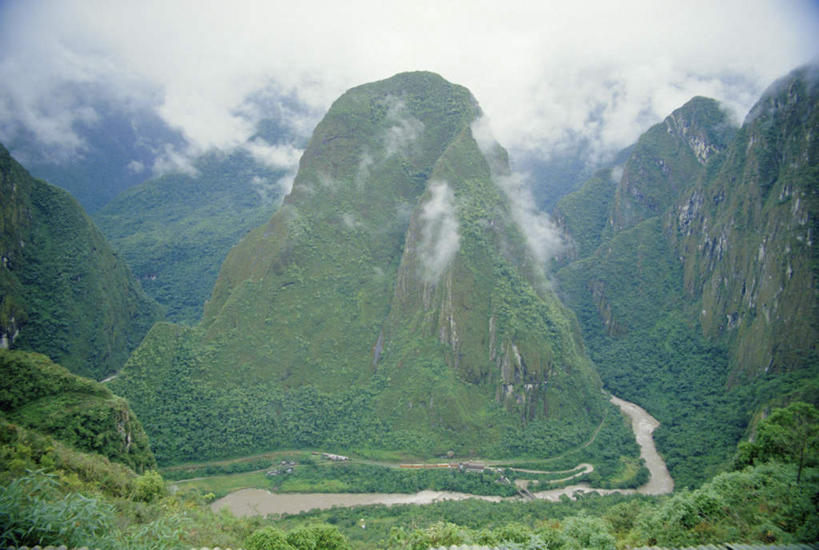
<box><xmin>212</xmin><ymin>394</ymin><xmax>673</xmax><ymax>517</ymax></box>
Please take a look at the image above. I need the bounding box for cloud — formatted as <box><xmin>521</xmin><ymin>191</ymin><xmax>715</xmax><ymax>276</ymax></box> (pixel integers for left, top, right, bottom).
<box><xmin>242</xmin><ymin>140</ymin><xmax>302</xmax><ymax>197</ymax></box>
<box><xmin>244</xmin><ymin>139</ymin><xmax>302</xmax><ymax>171</ymax></box>
<box><xmin>497</xmin><ymin>171</ymin><xmax>565</xmax><ymax>264</ymax></box>
<box><xmin>355</xmin><ymin>152</ymin><xmax>374</xmax><ymax>186</ymax></box>
<box><xmin>152</xmin><ymin>144</ymin><xmax>198</xmax><ymax>177</ymax></box>
<box><xmin>342</xmin><ymin>212</ymin><xmax>364</xmax><ymax>230</ymax></box>
<box><xmin>383</xmin><ymin>97</ymin><xmax>425</xmax><ymax>158</ymax></box>
<box><xmin>250</xmin><ymin>174</ymin><xmax>294</xmax><ymax>202</ymax></box>
<box><xmin>472</xmin><ymin>116</ymin><xmax>565</xmax><ymax>266</ymax></box>
<box><xmin>610</xmin><ymin>165</ymin><xmax>624</xmax><ymax>184</ymax></box>
<box><xmin>126</xmin><ymin>160</ymin><xmax>145</xmax><ymax>174</ymax></box>
<box><xmin>0</xmin><ymin>0</ymin><xmax>817</xmax><ymax>167</ymax></box>
<box><xmin>418</xmin><ymin>180</ymin><xmax>460</xmax><ymax>283</ymax></box>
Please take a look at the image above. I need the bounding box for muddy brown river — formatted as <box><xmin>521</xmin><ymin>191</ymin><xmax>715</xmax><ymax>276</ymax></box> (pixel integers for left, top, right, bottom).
<box><xmin>212</xmin><ymin>394</ymin><xmax>673</xmax><ymax>516</ymax></box>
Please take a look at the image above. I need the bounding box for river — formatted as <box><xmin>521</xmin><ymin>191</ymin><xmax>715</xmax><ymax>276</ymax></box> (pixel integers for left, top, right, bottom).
<box><xmin>211</xmin><ymin>394</ymin><xmax>673</xmax><ymax>517</ymax></box>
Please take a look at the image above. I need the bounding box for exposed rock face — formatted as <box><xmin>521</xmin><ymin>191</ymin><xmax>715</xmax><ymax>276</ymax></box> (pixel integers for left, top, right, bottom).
<box><xmin>668</xmin><ymin>66</ymin><xmax>819</xmax><ymax>379</ymax></box>
<box><xmin>606</xmin><ymin>97</ymin><xmax>735</xmax><ymax>237</ymax></box>
<box><xmin>0</xmin><ymin>144</ymin><xmax>162</xmax><ymax>380</ymax></box>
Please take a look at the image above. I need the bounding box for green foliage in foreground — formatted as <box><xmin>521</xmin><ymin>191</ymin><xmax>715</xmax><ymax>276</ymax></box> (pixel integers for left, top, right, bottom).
<box><xmin>0</xmin><ymin>350</ymin><xmax>155</xmax><ymax>472</ymax></box>
<box><xmin>0</xmin><ymin>468</ymin><xmax>351</xmax><ymax>550</ymax></box>
<box><xmin>246</xmin><ymin>525</ymin><xmax>351</xmax><ymax>550</ymax></box>
<box><xmin>0</xmin><ymin>402</ymin><xmax>815</xmax><ymax>549</ymax></box>
<box><xmin>273</xmin><ymin>462</ymin><xmax>817</xmax><ymax>550</ymax></box>
<box><xmin>0</xmin><ymin>472</ymin><xmax>117</xmax><ymax>548</ymax></box>
<box><xmin>733</xmin><ymin>401</ymin><xmax>819</xmax><ymax>483</ymax></box>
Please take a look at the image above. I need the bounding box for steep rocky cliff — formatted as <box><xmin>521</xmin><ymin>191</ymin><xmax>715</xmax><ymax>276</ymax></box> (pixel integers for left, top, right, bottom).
<box><xmin>554</xmin><ymin>66</ymin><xmax>818</xmax><ymax>487</ymax></box>
<box><xmin>669</xmin><ymin>66</ymin><xmax>818</xmax><ymax>380</ymax></box>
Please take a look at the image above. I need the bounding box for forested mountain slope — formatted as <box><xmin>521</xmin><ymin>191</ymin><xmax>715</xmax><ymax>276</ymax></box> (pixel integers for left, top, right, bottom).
<box><xmin>95</xmin><ymin>134</ymin><xmax>293</xmax><ymax>323</ymax></box>
<box><xmin>555</xmin><ymin>66</ymin><xmax>819</xmax><ymax>487</ymax></box>
<box><xmin>0</xmin><ymin>144</ymin><xmax>162</xmax><ymax>379</ymax></box>
<box><xmin>112</xmin><ymin>71</ymin><xmax>612</xmax><ymax>464</ymax></box>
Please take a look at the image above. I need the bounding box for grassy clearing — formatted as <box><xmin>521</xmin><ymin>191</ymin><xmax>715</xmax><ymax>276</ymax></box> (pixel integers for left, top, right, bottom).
<box><xmin>175</xmin><ymin>470</ymin><xmax>271</xmax><ymax>499</ymax></box>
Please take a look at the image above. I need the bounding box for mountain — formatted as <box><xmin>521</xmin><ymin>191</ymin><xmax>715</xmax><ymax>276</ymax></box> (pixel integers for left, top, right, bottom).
<box><xmin>554</xmin><ymin>67</ymin><xmax>818</xmax><ymax>487</ymax></box>
<box><xmin>604</xmin><ymin>97</ymin><xmax>736</xmax><ymax>237</ymax></box>
<box><xmin>0</xmin><ymin>144</ymin><xmax>162</xmax><ymax>379</ymax></box>
<box><xmin>112</xmin><ymin>71</ymin><xmax>611</xmax><ymax>464</ymax></box>
<box><xmin>0</xmin><ymin>349</ymin><xmax>155</xmax><ymax>472</ymax></box>
<box><xmin>669</xmin><ymin>66</ymin><xmax>819</xmax><ymax>379</ymax></box>
<box><xmin>94</xmin><ymin>136</ymin><xmax>294</xmax><ymax>323</ymax></box>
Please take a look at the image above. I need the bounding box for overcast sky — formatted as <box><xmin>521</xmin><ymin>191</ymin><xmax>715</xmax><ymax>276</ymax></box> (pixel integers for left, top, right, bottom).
<box><xmin>1</xmin><ymin>0</ymin><xmax>817</xmax><ymax>165</ymax></box>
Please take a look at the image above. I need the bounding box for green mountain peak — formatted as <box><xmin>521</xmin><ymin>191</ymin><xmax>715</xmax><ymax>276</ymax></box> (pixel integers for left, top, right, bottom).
<box><xmin>605</xmin><ymin>96</ymin><xmax>736</xmax><ymax>236</ymax></box>
<box><xmin>114</xmin><ymin>72</ymin><xmax>607</xmax><ymax>463</ymax></box>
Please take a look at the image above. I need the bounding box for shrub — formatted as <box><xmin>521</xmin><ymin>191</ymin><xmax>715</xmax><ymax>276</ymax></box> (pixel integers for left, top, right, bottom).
<box><xmin>246</xmin><ymin>526</ymin><xmax>294</xmax><ymax>550</ymax></box>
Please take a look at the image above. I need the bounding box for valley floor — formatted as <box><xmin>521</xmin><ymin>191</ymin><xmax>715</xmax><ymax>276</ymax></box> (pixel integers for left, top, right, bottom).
<box><xmin>209</xmin><ymin>394</ymin><xmax>672</xmax><ymax>517</ymax></box>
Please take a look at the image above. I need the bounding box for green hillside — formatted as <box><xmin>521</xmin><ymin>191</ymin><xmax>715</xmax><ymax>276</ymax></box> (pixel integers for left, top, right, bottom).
<box><xmin>0</xmin><ymin>144</ymin><xmax>162</xmax><ymax>379</ymax></box>
<box><xmin>113</xmin><ymin>71</ymin><xmax>613</xmax><ymax>464</ymax></box>
<box><xmin>95</xmin><ymin>146</ymin><xmax>289</xmax><ymax>323</ymax></box>
<box><xmin>553</xmin><ymin>168</ymin><xmax>618</xmax><ymax>259</ymax></box>
<box><xmin>555</xmin><ymin>68</ymin><xmax>819</xmax><ymax>488</ymax></box>
<box><xmin>0</xmin><ymin>350</ymin><xmax>155</xmax><ymax>472</ymax></box>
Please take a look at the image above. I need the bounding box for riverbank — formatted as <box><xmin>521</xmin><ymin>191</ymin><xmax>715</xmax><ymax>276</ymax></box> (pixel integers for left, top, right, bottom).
<box><xmin>211</xmin><ymin>394</ymin><xmax>673</xmax><ymax>516</ymax></box>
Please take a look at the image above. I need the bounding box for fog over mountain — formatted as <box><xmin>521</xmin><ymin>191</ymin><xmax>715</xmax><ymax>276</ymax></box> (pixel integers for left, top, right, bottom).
<box><xmin>1</xmin><ymin>0</ymin><xmax>817</xmax><ymax>183</ymax></box>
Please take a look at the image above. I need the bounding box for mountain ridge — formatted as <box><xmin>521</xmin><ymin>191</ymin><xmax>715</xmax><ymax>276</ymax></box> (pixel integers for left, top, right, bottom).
<box><xmin>553</xmin><ymin>64</ymin><xmax>819</xmax><ymax>487</ymax></box>
<box><xmin>113</xmin><ymin>71</ymin><xmax>614</xmax><ymax>463</ymax></box>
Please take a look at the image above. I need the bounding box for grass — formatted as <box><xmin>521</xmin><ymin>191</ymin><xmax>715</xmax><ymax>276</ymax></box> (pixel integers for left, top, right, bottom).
<box><xmin>175</xmin><ymin>470</ymin><xmax>271</xmax><ymax>499</ymax></box>
<box><xmin>609</xmin><ymin>457</ymin><xmax>642</xmax><ymax>486</ymax></box>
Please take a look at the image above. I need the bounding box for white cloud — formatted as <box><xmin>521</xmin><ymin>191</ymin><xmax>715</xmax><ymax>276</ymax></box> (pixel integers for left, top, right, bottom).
<box><xmin>418</xmin><ymin>180</ymin><xmax>460</xmax><ymax>283</ymax></box>
<box><xmin>383</xmin><ymin>97</ymin><xmax>425</xmax><ymax>157</ymax></box>
<box><xmin>250</xmin><ymin>174</ymin><xmax>293</xmax><ymax>202</ymax></box>
<box><xmin>243</xmin><ymin>139</ymin><xmax>303</xmax><ymax>171</ymax></box>
<box><xmin>342</xmin><ymin>212</ymin><xmax>364</xmax><ymax>230</ymax></box>
<box><xmin>472</xmin><ymin>117</ymin><xmax>565</xmax><ymax>265</ymax></box>
<box><xmin>243</xmin><ymin>139</ymin><xmax>302</xmax><ymax>197</ymax></box>
<box><xmin>0</xmin><ymin>0</ymin><xmax>817</xmax><ymax>165</ymax></box>
<box><xmin>126</xmin><ymin>160</ymin><xmax>145</xmax><ymax>174</ymax></box>
<box><xmin>610</xmin><ymin>165</ymin><xmax>624</xmax><ymax>184</ymax></box>
<box><xmin>152</xmin><ymin>144</ymin><xmax>198</xmax><ymax>177</ymax></box>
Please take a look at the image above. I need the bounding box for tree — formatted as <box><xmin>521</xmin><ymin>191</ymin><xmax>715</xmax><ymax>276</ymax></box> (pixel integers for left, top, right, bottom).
<box><xmin>246</xmin><ymin>527</ymin><xmax>294</xmax><ymax>550</ymax></box>
<box><xmin>733</xmin><ymin>402</ymin><xmax>819</xmax><ymax>483</ymax></box>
